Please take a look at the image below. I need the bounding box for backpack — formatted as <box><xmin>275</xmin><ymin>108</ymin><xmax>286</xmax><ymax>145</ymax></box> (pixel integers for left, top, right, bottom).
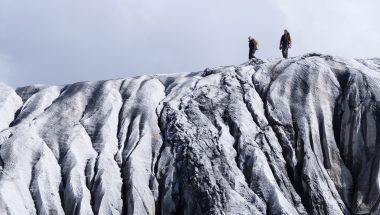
<box><xmin>255</xmin><ymin>40</ymin><xmax>259</xmax><ymax>49</ymax></box>
<box><xmin>250</xmin><ymin>39</ymin><xmax>259</xmax><ymax>49</ymax></box>
<box><xmin>288</xmin><ymin>34</ymin><xmax>292</xmax><ymax>47</ymax></box>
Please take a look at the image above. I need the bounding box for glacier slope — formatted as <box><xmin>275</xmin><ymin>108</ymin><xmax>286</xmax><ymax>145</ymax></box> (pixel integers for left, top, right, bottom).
<box><xmin>0</xmin><ymin>54</ymin><xmax>380</xmax><ymax>214</ymax></box>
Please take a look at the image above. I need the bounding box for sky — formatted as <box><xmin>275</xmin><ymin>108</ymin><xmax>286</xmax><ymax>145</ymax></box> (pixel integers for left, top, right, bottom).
<box><xmin>0</xmin><ymin>0</ymin><xmax>379</xmax><ymax>87</ymax></box>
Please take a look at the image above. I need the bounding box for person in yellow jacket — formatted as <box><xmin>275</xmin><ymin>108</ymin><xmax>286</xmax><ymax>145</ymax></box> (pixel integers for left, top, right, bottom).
<box><xmin>248</xmin><ymin>36</ymin><xmax>259</xmax><ymax>60</ymax></box>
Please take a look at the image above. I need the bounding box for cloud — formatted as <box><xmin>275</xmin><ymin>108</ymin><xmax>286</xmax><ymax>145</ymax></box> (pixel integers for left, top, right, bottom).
<box><xmin>276</xmin><ymin>0</ymin><xmax>380</xmax><ymax>58</ymax></box>
<box><xmin>0</xmin><ymin>0</ymin><xmax>379</xmax><ymax>87</ymax></box>
<box><xmin>0</xmin><ymin>54</ymin><xmax>12</xmax><ymax>85</ymax></box>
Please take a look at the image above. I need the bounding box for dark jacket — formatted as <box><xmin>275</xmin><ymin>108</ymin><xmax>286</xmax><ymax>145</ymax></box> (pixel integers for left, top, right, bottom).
<box><xmin>280</xmin><ymin>33</ymin><xmax>292</xmax><ymax>49</ymax></box>
<box><xmin>249</xmin><ymin>39</ymin><xmax>257</xmax><ymax>50</ymax></box>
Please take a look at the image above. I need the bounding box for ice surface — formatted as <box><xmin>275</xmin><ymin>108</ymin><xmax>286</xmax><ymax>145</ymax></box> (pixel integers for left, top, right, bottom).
<box><xmin>1</xmin><ymin>54</ymin><xmax>380</xmax><ymax>214</ymax></box>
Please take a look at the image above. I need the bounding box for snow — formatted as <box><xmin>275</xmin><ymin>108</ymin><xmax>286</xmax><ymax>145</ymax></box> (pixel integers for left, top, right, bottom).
<box><xmin>0</xmin><ymin>83</ymin><xmax>22</xmax><ymax>131</ymax></box>
<box><xmin>1</xmin><ymin>54</ymin><xmax>380</xmax><ymax>214</ymax></box>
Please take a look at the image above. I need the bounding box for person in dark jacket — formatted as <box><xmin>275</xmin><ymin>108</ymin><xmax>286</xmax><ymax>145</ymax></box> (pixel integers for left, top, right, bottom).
<box><xmin>248</xmin><ymin>36</ymin><xmax>258</xmax><ymax>60</ymax></box>
<box><xmin>279</xmin><ymin>30</ymin><xmax>292</xmax><ymax>58</ymax></box>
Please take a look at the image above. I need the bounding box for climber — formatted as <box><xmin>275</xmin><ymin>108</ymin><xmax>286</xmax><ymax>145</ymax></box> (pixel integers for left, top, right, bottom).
<box><xmin>248</xmin><ymin>36</ymin><xmax>259</xmax><ymax>60</ymax></box>
<box><xmin>279</xmin><ymin>30</ymin><xmax>292</xmax><ymax>59</ymax></box>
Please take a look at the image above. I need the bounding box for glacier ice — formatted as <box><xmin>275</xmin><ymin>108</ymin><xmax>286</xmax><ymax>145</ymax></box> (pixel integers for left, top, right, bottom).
<box><xmin>0</xmin><ymin>54</ymin><xmax>380</xmax><ymax>214</ymax></box>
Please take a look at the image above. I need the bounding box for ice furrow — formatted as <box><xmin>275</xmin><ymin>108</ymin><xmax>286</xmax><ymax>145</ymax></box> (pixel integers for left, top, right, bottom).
<box><xmin>116</xmin><ymin>77</ymin><xmax>165</xmax><ymax>214</ymax></box>
<box><xmin>221</xmin><ymin>72</ymin><xmax>300</xmax><ymax>214</ymax></box>
<box><xmin>0</xmin><ymin>83</ymin><xmax>23</xmax><ymax>131</ymax></box>
<box><xmin>12</xmin><ymin>86</ymin><xmax>62</xmax><ymax>126</ymax></box>
<box><xmin>79</xmin><ymin>80</ymin><xmax>124</xmax><ymax>214</ymax></box>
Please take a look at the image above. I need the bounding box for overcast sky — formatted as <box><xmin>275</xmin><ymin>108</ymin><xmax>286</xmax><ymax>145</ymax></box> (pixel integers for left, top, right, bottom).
<box><xmin>1</xmin><ymin>0</ymin><xmax>379</xmax><ymax>87</ymax></box>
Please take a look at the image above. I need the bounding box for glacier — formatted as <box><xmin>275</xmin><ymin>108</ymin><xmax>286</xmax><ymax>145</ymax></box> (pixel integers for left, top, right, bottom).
<box><xmin>0</xmin><ymin>53</ymin><xmax>380</xmax><ymax>215</ymax></box>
